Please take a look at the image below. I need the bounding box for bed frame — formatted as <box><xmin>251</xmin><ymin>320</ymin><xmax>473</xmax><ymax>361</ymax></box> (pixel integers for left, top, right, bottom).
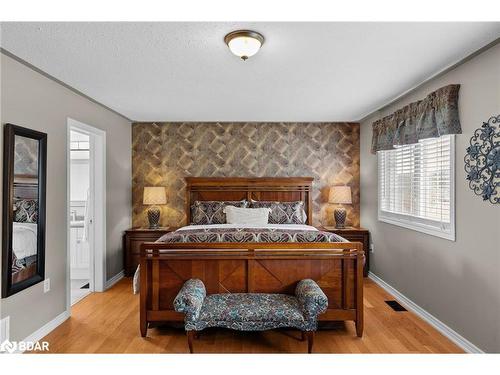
<box><xmin>140</xmin><ymin>177</ymin><xmax>364</xmax><ymax>338</ymax></box>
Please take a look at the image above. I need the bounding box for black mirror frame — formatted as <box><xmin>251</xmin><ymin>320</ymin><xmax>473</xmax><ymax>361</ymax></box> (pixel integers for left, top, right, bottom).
<box><xmin>2</xmin><ymin>123</ymin><xmax>47</xmax><ymax>298</ymax></box>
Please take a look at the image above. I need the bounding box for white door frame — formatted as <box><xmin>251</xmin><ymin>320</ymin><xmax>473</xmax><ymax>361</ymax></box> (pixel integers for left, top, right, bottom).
<box><xmin>66</xmin><ymin>118</ymin><xmax>106</xmax><ymax>312</ymax></box>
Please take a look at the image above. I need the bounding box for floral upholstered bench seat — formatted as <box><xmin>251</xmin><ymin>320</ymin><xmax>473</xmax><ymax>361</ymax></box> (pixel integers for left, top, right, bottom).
<box><xmin>174</xmin><ymin>278</ymin><xmax>328</xmax><ymax>353</ymax></box>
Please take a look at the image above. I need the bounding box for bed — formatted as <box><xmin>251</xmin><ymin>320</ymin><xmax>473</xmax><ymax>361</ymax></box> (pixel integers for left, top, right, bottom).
<box><xmin>11</xmin><ymin>196</ymin><xmax>39</xmax><ymax>283</ymax></box>
<box><xmin>139</xmin><ymin>177</ymin><xmax>364</xmax><ymax>337</ymax></box>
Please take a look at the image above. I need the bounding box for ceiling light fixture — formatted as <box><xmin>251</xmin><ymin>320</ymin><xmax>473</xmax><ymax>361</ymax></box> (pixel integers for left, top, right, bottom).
<box><xmin>224</xmin><ymin>30</ymin><xmax>265</xmax><ymax>61</ymax></box>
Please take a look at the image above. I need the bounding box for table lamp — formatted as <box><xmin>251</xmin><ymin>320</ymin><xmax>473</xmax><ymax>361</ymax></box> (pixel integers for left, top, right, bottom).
<box><xmin>328</xmin><ymin>186</ymin><xmax>352</xmax><ymax>229</ymax></box>
<box><xmin>143</xmin><ymin>186</ymin><xmax>167</xmax><ymax>229</ymax></box>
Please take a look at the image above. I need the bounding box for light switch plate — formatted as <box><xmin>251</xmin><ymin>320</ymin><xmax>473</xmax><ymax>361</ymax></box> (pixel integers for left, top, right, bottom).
<box><xmin>370</xmin><ymin>244</ymin><xmax>375</xmax><ymax>253</ymax></box>
<box><xmin>43</xmin><ymin>278</ymin><xmax>50</xmax><ymax>293</ymax></box>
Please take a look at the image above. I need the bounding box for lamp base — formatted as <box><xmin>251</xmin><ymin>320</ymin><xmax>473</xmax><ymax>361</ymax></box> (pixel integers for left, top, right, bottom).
<box><xmin>334</xmin><ymin>207</ymin><xmax>347</xmax><ymax>229</ymax></box>
<box><xmin>147</xmin><ymin>206</ymin><xmax>161</xmax><ymax>229</ymax></box>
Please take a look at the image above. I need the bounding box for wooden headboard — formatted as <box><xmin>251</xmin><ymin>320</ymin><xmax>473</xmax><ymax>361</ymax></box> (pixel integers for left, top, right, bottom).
<box><xmin>185</xmin><ymin>177</ymin><xmax>314</xmax><ymax>225</ymax></box>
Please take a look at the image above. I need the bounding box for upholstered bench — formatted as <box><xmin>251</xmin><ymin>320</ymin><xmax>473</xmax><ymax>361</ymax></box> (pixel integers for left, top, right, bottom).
<box><xmin>173</xmin><ymin>278</ymin><xmax>328</xmax><ymax>353</ymax></box>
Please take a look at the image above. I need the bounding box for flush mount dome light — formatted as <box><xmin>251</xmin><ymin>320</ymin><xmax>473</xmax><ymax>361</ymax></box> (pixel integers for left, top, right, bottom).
<box><xmin>224</xmin><ymin>30</ymin><xmax>264</xmax><ymax>61</ymax></box>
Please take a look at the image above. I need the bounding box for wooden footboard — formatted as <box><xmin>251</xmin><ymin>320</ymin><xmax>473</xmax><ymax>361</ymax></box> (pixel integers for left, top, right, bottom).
<box><xmin>139</xmin><ymin>241</ymin><xmax>364</xmax><ymax>338</ymax></box>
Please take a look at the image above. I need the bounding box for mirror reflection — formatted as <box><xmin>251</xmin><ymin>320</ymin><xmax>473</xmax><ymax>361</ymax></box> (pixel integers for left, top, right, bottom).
<box><xmin>12</xmin><ymin>134</ymin><xmax>40</xmax><ymax>285</ymax></box>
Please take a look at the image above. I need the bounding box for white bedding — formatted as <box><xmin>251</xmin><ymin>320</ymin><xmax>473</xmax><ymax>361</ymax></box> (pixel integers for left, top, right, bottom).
<box><xmin>12</xmin><ymin>222</ymin><xmax>38</xmax><ymax>259</ymax></box>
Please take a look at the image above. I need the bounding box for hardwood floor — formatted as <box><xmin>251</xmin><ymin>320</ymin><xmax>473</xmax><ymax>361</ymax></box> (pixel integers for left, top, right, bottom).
<box><xmin>38</xmin><ymin>278</ymin><xmax>463</xmax><ymax>353</ymax></box>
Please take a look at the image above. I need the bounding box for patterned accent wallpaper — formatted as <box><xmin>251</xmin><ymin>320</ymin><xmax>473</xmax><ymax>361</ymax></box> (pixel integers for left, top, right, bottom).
<box><xmin>132</xmin><ymin>122</ymin><xmax>360</xmax><ymax>228</ymax></box>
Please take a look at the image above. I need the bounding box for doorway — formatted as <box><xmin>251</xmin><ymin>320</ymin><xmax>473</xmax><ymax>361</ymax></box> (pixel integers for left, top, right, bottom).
<box><xmin>66</xmin><ymin>118</ymin><xmax>106</xmax><ymax>309</ymax></box>
<box><xmin>69</xmin><ymin>129</ymin><xmax>91</xmax><ymax>304</ymax></box>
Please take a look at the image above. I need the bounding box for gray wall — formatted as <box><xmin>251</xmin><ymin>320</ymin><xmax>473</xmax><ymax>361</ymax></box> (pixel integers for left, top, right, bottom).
<box><xmin>0</xmin><ymin>53</ymin><xmax>132</xmax><ymax>342</ymax></box>
<box><xmin>360</xmin><ymin>43</ymin><xmax>500</xmax><ymax>352</ymax></box>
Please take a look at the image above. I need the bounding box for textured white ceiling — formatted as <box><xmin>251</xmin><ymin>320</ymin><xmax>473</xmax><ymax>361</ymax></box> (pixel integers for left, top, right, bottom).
<box><xmin>1</xmin><ymin>22</ymin><xmax>499</xmax><ymax>122</ymax></box>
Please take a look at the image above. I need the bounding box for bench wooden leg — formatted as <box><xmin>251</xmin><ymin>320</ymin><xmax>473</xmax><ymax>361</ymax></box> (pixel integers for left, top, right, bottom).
<box><xmin>187</xmin><ymin>331</ymin><xmax>195</xmax><ymax>353</ymax></box>
<box><xmin>306</xmin><ymin>331</ymin><xmax>314</xmax><ymax>353</ymax></box>
<box><xmin>356</xmin><ymin>319</ymin><xmax>364</xmax><ymax>337</ymax></box>
<box><xmin>140</xmin><ymin>320</ymin><xmax>147</xmax><ymax>337</ymax></box>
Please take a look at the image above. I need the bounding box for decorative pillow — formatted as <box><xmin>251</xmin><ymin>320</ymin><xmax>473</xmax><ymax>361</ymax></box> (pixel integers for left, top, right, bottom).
<box><xmin>13</xmin><ymin>199</ymin><xmax>38</xmax><ymax>223</ymax></box>
<box><xmin>223</xmin><ymin>206</ymin><xmax>271</xmax><ymax>226</ymax></box>
<box><xmin>250</xmin><ymin>200</ymin><xmax>307</xmax><ymax>224</ymax></box>
<box><xmin>191</xmin><ymin>200</ymin><xmax>248</xmax><ymax>225</ymax></box>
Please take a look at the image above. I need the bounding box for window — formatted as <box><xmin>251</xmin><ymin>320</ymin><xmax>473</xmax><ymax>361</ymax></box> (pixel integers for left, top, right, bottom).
<box><xmin>378</xmin><ymin>135</ymin><xmax>455</xmax><ymax>240</ymax></box>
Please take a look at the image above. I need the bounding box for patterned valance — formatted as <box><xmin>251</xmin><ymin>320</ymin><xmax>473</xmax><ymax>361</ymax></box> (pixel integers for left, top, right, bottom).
<box><xmin>371</xmin><ymin>84</ymin><xmax>461</xmax><ymax>154</ymax></box>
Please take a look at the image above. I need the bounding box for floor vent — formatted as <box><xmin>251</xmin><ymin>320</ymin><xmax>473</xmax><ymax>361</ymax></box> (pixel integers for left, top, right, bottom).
<box><xmin>385</xmin><ymin>300</ymin><xmax>407</xmax><ymax>311</ymax></box>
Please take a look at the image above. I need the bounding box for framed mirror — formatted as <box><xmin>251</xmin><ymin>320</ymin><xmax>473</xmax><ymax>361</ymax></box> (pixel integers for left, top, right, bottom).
<box><xmin>2</xmin><ymin>124</ymin><xmax>47</xmax><ymax>298</ymax></box>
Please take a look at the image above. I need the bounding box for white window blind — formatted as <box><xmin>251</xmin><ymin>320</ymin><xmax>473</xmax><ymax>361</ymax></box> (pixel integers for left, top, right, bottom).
<box><xmin>378</xmin><ymin>135</ymin><xmax>455</xmax><ymax>240</ymax></box>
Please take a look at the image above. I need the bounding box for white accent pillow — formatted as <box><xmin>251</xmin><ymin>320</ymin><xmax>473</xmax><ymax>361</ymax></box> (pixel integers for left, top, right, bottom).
<box><xmin>223</xmin><ymin>206</ymin><xmax>271</xmax><ymax>225</ymax></box>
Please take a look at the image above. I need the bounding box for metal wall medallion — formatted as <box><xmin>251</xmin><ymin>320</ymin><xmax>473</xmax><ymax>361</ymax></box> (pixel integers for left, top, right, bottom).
<box><xmin>464</xmin><ymin>114</ymin><xmax>500</xmax><ymax>204</ymax></box>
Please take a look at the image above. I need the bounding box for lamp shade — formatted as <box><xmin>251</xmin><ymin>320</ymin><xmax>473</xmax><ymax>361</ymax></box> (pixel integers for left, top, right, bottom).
<box><xmin>143</xmin><ymin>187</ymin><xmax>167</xmax><ymax>205</ymax></box>
<box><xmin>329</xmin><ymin>186</ymin><xmax>352</xmax><ymax>204</ymax></box>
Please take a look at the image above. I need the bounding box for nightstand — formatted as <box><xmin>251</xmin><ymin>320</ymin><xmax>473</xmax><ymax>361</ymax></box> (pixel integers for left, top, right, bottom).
<box><xmin>123</xmin><ymin>227</ymin><xmax>177</xmax><ymax>276</ymax></box>
<box><xmin>319</xmin><ymin>226</ymin><xmax>370</xmax><ymax>277</ymax></box>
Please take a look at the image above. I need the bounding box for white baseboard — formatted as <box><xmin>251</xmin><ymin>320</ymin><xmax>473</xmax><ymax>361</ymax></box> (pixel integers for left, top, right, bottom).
<box><xmin>368</xmin><ymin>271</ymin><xmax>484</xmax><ymax>353</ymax></box>
<box><xmin>5</xmin><ymin>310</ymin><xmax>71</xmax><ymax>353</ymax></box>
<box><xmin>70</xmin><ymin>290</ymin><xmax>92</xmax><ymax>306</ymax></box>
<box><xmin>105</xmin><ymin>270</ymin><xmax>124</xmax><ymax>290</ymax></box>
